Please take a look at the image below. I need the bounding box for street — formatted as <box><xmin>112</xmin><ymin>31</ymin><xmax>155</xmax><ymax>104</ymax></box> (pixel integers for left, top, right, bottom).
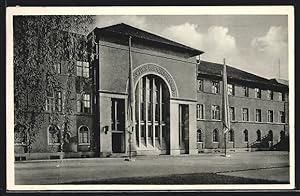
<box><xmin>14</xmin><ymin>151</ymin><xmax>289</xmax><ymax>185</ymax></box>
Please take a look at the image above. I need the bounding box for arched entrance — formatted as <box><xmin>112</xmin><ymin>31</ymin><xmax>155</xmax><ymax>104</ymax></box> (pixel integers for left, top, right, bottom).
<box><xmin>134</xmin><ymin>74</ymin><xmax>170</xmax><ymax>154</ymax></box>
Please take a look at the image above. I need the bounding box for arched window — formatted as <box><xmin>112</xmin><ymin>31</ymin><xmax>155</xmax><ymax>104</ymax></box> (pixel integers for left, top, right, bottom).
<box><xmin>256</xmin><ymin>130</ymin><xmax>261</xmax><ymax>142</ymax></box>
<box><xmin>197</xmin><ymin>129</ymin><xmax>203</xmax><ymax>142</ymax></box>
<box><xmin>14</xmin><ymin>124</ymin><xmax>26</xmax><ymax>145</ymax></box>
<box><xmin>268</xmin><ymin>130</ymin><xmax>273</xmax><ymax>142</ymax></box>
<box><xmin>48</xmin><ymin>125</ymin><xmax>60</xmax><ymax>145</ymax></box>
<box><xmin>229</xmin><ymin>129</ymin><xmax>234</xmax><ymax>142</ymax></box>
<box><xmin>213</xmin><ymin>129</ymin><xmax>219</xmax><ymax>142</ymax></box>
<box><xmin>78</xmin><ymin>125</ymin><xmax>90</xmax><ymax>144</ymax></box>
<box><xmin>244</xmin><ymin>129</ymin><xmax>248</xmax><ymax>142</ymax></box>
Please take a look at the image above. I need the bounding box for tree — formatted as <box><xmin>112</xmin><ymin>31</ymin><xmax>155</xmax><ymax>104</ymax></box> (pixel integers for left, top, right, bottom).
<box><xmin>14</xmin><ymin>15</ymin><xmax>95</xmax><ymax>153</ymax></box>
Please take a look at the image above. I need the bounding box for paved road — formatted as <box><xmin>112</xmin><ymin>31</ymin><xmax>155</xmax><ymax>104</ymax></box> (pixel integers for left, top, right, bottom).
<box><xmin>14</xmin><ymin>151</ymin><xmax>289</xmax><ymax>185</ymax></box>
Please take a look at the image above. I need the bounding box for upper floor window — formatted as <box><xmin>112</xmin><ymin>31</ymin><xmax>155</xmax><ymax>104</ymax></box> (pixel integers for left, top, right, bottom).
<box><xmin>255</xmin><ymin>88</ymin><xmax>261</xmax><ymax>98</ymax></box>
<box><xmin>278</xmin><ymin>92</ymin><xmax>285</xmax><ymax>101</ymax></box>
<box><xmin>212</xmin><ymin>81</ymin><xmax>219</xmax><ymax>94</ymax></box>
<box><xmin>255</xmin><ymin>109</ymin><xmax>262</xmax><ymax>122</ymax></box>
<box><xmin>54</xmin><ymin>63</ymin><xmax>61</xmax><ymax>74</ymax></box>
<box><xmin>229</xmin><ymin>107</ymin><xmax>235</xmax><ymax>121</ymax></box>
<box><xmin>45</xmin><ymin>90</ymin><xmax>55</xmax><ymax>112</ymax></box>
<box><xmin>268</xmin><ymin>110</ymin><xmax>274</xmax><ymax>122</ymax></box>
<box><xmin>197</xmin><ymin>129</ymin><xmax>203</xmax><ymax>142</ymax></box>
<box><xmin>77</xmin><ymin>93</ymin><xmax>91</xmax><ymax>113</ymax></box>
<box><xmin>242</xmin><ymin>108</ymin><xmax>249</xmax><ymax>121</ymax></box>
<box><xmin>267</xmin><ymin>90</ymin><xmax>273</xmax><ymax>100</ymax></box>
<box><xmin>78</xmin><ymin>125</ymin><xmax>90</xmax><ymax>144</ymax></box>
<box><xmin>196</xmin><ymin>104</ymin><xmax>204</xmax><ymax>120</ymax></box>
<box><xmin>211</xmin><ymin>105</ymin><xmax>220</xmax><ymax>120</ymax></box>
<box><xmin>243</xmin><ymin>86</ymin><xmax>249</xmax><ymax>97</ymax></box>
<box><xmin>279</xmin><ymin>111</ymin><xmax>285</xmax><ymax>123</ymax></box>
<box><xmin>228</xmin><ymin>84</ymin><xmax>234</xmax><ymax>96</ymax></box>
<box><xmin>197</xmin><ymin>79</ymin><xmax>204</xmax><ymax>92</ymax></box>
<box><xmin>76</xmin><ymin>61</ymin><xmax>89</xmax><ymax>78</ymax></box>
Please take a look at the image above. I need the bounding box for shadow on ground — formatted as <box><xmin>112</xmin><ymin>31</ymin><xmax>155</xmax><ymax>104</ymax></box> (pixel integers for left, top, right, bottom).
<box><xmin>66</xmin><ymin>172</ymin><xmax>289</xmax><ymax>184</ymax></box>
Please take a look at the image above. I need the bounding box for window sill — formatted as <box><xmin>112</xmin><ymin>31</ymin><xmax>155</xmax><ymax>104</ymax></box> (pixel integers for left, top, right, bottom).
<box><xmin>212</xmin><ymin>142</ymin><xmax>219</xmax><ymax>143</ymax></box>
<box><xmin>78</xmin><ymin>143</ymin><xmax>90</xmax><ymax>146</ymax></box>
<box><xmin>48</xmin><ymin>143</ymin><xmax>60</xmax><ymax>146</ymax></box>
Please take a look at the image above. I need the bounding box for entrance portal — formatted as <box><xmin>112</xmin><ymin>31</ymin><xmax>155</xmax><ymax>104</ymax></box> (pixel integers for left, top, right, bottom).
<box><xmin>135</xmin><ymin>74</ymin><xmax>170</xmax><ymax>154</ymax></box>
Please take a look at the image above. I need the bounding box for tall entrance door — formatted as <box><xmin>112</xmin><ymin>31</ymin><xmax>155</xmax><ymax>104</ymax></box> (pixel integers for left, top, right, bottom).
<box><xmin>111</xmin><ymin>99</ymin><xmax>125</xmax><ymax>153</ymax></box>
<box><xmin>179</xmin><ymin>104</ymin><xmax>189</xmax><ymax>154</ymax></box>
<box><xmin>135</xmin><ymin>74</ymin><xmax>170</xmax><ymax>154</ymax></box>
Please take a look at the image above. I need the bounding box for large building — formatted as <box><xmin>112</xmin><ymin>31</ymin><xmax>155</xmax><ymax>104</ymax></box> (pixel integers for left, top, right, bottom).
<box><xmin>14</xmin><ymin>23</ymin><xmax>289</xmax><ymax>160</ymax></box>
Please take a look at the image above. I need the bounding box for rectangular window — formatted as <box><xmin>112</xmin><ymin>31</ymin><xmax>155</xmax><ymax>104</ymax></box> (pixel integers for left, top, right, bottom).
<box><xmin>196</xmin><ymin>104</ymin><xmax>204</xmax><ymax>120</ymax></box>
<box><xmin>242</xmin><ymin>108</ymin><xmax>249</xmax><ymax>121</ymax></box>
<box><xmin>255</xmin><ymin>109</ymin><xmax>262</xmax><ymax>122</ymax></box>
<box><xmin>255</xmin><ymin>88</ymin><xmax>261</xmax><ymax>98</ymax></box>
<box><xmin>197</xmin><ymin>79</ymin><xmax>204</xmax><ymax>91</ymax></box>
<box><xmin>228</xmin><ymin>84</ymin><xmax>234</xmax><ymax>96</ymax></box>
<box><xmin>279</xmin><ymin>111</ymin><xmax>285</xmax><ymax>123</ymax></box>
<box><xmin>76</xmin><ymin>61</ymin><xmax>89</xmax><ymax>78</ymax></box>
<box><xmin>268</xmin><ymin>110</ymin><xmax>274</xmax><ymax>122</ymax></box>
<box><xmin>77</xmin><ymin>93</ymin><xmax>91</xmax><ymax>113</ymax></box>
<box><xmin>267</xmin><ymin>90</ymin><xmax>273</xmax><ymax>100</ymax></box>
<box><xmin>45</xmin><ymin>90</ymin><xmax>55</xmax><ymax>112</ymax></box>
<box><xmin>56</xmin><ymin>91</ymin><xmax>62</xmax><ymax>112</ymax></box>
<box><xmin>212</xmin><ymin>81</ymin><xmax>219</xmax><ymax>94</ymax></box>
<box><xmin>229</xmin><ymin>107</ymin><xmax>235</xmax><ymax>121</ymax></box>
<box><xmin>212</xmin><ymin>105</ymin><xmax>220</xmax><ymax>120</ymax></box>
<box><xmin>54</xmin><ymin>63</ymin><xmax>61</xmax><ymax>74</ymax></box>
<box><xmin>243</xmin><ymin>86</ymin><xmax>249</xmax><ymax>97</ymax></box>
<box><xmin>278</xmin><ymin>92</ymin><xmax>285</xmax><ymax>101</ymax></box>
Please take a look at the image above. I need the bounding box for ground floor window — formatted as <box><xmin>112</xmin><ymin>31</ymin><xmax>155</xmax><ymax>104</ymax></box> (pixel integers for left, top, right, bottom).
<box><xmin>256</xmin><ymin>130</ymin><xmax>261</xmax><ymax>142</ymax></box>
<box><xmin>228</xmin><ymin>129</ymin><xmax>234</xmax><ymax>142</ymax></box>
<box><xmin>244</xmin><ymin>129</ymin><xmax>248</xmax><ymax>142</ymax></box>
<box><xmin>78</xmin><ymin>125</ymin><xmax>90</xmax><ymax>144</ymax></box>
<box><xmin>268</xmin><ymin>130</ymin><xmax>273</xmax><ymax>142</ymax></box>
<box><xmin>213</xmin><ymin>129</ymin><xmax>219</xmax><ymax>142</ymax></box>
<box><xmin>48</xmin><ymin>125</ymin><xmax>60</xmax><ymax>145</ymax></box>
<box><xmin>197</xmin><ymin>129</ymin><xmax>203</xmax><ymax>142</ymax></box>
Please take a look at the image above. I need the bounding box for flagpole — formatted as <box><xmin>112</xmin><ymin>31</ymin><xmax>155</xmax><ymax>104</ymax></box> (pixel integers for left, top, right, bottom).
<box><xmin>222</xmin><ymin>58</ymin><xmax>230</xmax><ymax>157</ymax></box>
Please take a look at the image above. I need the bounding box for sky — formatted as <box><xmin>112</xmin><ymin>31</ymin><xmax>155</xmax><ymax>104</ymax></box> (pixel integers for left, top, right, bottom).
<box><xmin>95</xmin><ymin>15</ymin><xmax>288</xmax><ymax>80</ymax></box>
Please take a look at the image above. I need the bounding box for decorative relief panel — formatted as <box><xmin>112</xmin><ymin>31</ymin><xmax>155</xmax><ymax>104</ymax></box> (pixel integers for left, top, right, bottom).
<box><xmin>133</xmin><ymin>63</ymin><xmax>178</xmax><ymax>97</ymax></box>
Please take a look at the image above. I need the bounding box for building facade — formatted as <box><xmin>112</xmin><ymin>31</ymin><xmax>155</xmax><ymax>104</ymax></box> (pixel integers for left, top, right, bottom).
<box><xmin>14</xmin><ymin>23</ymin><xmax>289</xmax><ymax>160</ymax></box>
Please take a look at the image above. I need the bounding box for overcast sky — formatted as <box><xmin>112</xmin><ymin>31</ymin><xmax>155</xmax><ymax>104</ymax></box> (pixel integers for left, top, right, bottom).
<box><xmin>95</xmin><ymin>15</ymin><xmax>288</xmax><ymax>80</ymax></box>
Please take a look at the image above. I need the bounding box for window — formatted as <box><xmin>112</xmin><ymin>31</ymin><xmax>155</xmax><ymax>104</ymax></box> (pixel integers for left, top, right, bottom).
<box><xmin>56</xmin><ymin>91</ymin><xmax>62</xmax><ymax>112</ymax></box>
<box><xmin>229</xmin><ymin>107</ymin><xmax>235</xmax><ymax>121</ymax></box>
<box><xmin>280</xmin><ymin>131</ymin><xmax>285</xmax><ymax>141</ymax></box>
<box><xmin>279</xmin><ymin>111</ymin><xmax>285</xmax><ymax>123</ymax></box>
<box><xmin>197</xmin><ymin>129</ymin><xmax>203</xmax><ymax>142</ymax></box>
<box><xmin>268</xmin><ymin>130</ymin><xmax>273</xmax><ymax>142</ymax></box>
<box><xmin>197</xmin><ymin>79</ymin><xmax>203</xmax><ymax>91</ymax></box>
<box><xmin>255</xmin><ymin>109</ymin><xmax>262</xmax><ymax>122</ymax></box>
<box><xmin>48</xmin><ymin>125</ymin><xmax>60</xmax><ymax>145</ymax></box>
<box><xmin>76</xmin><ymin>61</ymin><xmax>89</xmax><ymax>78</ymax></box>
<box><xmin>228</xmin><ymin>84</ymin><xmax>234</xmax><ymax>96</ymax></box>
<box><xmin>196</xmin><ymin>104</ymin><xmax>204</xmax><ymax>120</ymax></box>
<box><xmin>268</xmin><ymin>110</ymin><xmax>274</xmax><ymax>122</ymax></box>
<box><xmin>78</xmin><ymin>126</ymin><xmax>89</xmax><ymax>144</ymax></box>
<box><xmin>14</xmin><ymin>124</ymin><xmax>26</xmax><ymax>145</ymax></box>
<box><xmin>228</xmin><ymin>129</ymin><xmax>234</xmax><ymax>142</ymax></box>
<box><xmin>244</xmin><ymin>129</ymin><xmax>248</xmax><ymax>142</ymax></box>
<box><xmin>255</xmin><ymin>88</ymin><xmax>261</xmax><ymax>98</ymax></box>
<box><xmin>213</xmin><ymin>129</ymin><xmax>219</xmax><ymax>142</ymax></box>
<box><xmin>278</xmin><ymin>92</ymin><xmax>285</xmax><ymax>101</ymax></box>
<box><xmin>267</xmin><ymin>90</ymin><xmax>273</xmax><ymax>100</ymax></box>
<box><xmin>242</xmin><ymin>108</ymin><xmax>249</xmax><ymax>121</ymax></box>
<box><xmin>212</xmin><ymin>105</ymin><xmax>220</xmax><ymax>120</ymax></box>
<box><xmin>45</xmin><ymin>90</ymin><xmax>55</xmax><ymax>112</ymax></box>
<box><xmin>54</xmin><ymin>63</ymin><xmax>61</xmax><ymax>74</ymax></box>
<box><xmin>212</xmin><ymin>81</ymin><xmax>219</xmax><ymax>94</ymax></box>
<box><xmin>243</xmin><ymin>86</ymin><xmax>249</xmax><ymax>97</ymax></box>
<box><xmin>77</xmin><ymin>93</ymin><xmax>91</xmax><ymax>113</ymax></box>
<box><xmin>256</xmin><ymin>130</ymin><xmax>261</xmax><ymax>142</ymax></box>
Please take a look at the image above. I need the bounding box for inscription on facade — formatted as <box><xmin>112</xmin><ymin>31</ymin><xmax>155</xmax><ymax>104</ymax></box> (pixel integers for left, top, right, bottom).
<box><xmin>133</xmin><ymin>64</ymin><xmax>178</xmax><ymax>97</ymax></box>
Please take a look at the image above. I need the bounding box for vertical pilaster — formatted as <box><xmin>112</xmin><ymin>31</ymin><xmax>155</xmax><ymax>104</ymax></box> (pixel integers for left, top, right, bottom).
<box><xmin>189</xmin><ymin>103</ymin><xmax>198</xmax><ymax>154</ymax></box>
<box><xmin>170</xmin><ymin>101</ymin><xmax>180</xmax><ymax>155</ymax></box>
